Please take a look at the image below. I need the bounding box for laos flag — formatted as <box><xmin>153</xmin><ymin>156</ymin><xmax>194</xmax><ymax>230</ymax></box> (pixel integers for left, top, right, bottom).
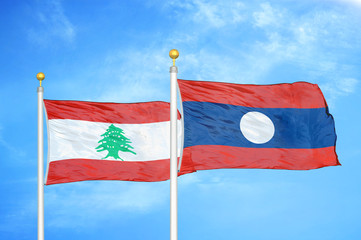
<box><xmin>178</xmin><ymin>79</ymin><xmax>340</xmax><ymax>171</ymax></box>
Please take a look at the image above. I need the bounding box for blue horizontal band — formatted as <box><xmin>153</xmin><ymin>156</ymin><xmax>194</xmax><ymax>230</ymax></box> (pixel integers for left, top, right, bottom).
<box><xmin>183</xmin><ymin>101</ymin><xmax>336</xmax><ymax>149</ymax></box>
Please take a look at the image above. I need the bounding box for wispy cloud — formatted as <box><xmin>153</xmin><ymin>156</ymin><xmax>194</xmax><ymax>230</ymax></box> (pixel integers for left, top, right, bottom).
<box><xmin>45</xmin><ymin>1</ymin><xmax>360</xmax><ymax>107</ymax></box>
<box><xmin>332</xmin><ymin>0</ymin><xmax>361</xmax><ymax>7</ymax></box>
<box><xmin>253</xmin><ymin>2</ymin><xmax>284</xmax><ymax>28</ymax></box>
<box><xmin>93</xmin><ymin>47</ymin><xmax>171</xmax><ymax>103</ymax></box>
<box><xmin>245</xmin><ymin>1</ymin><xmax>361</xmax><ymax>101</ymax></box>
<box><xmin>164</xmin><ymin>0</ymin><xmax>246</xmax><ymax>28</ymax></box>
<box><xmin>320</xmin><ymin>78</ymin><xmax>359</xmax><ymax>107</ymax></box>
<box><xmin>27</xmin><ymin>0</ymin><xmax>75</xmax><ymax>45</ymax></box>
<box><xmin>100</xmin><ymin>1</ymin><xmax>361</xmax><ymax>107</ymax></box>
<box><xmin>160</xmin><ymin>1</ymin><xmax>361</xmax><ymax>90</ymax></box>
<box><xmin>337</xmin><ymin>78</ymin><xmax>359</xmax><ymax>93</ymax></box>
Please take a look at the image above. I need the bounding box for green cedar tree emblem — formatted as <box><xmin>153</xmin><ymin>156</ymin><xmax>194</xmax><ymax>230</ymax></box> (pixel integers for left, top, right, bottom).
<box><xmin>96</xmin><ymin>124</ymin><xmax>136</xmax><ymax>160</ymax></box>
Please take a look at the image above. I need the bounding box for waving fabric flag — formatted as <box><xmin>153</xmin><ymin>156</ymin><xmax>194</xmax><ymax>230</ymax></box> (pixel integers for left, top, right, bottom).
<box><xmin>44</xmin><ymin>100</ymin><xmax>195</xmax><ymax>185</ymax></box>
<box><xmin>178</xmin><ymin>79</ymin><xmax>340</xmax><ymax>171</ymax></box>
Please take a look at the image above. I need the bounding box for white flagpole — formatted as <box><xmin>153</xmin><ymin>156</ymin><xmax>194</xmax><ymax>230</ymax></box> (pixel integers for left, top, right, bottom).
<box><xmin>37</xmin><ymin>72</ymin><xmax>45</xmax><ymax>240</ymax></box>
<box><xmin>169</xmin><ymin>49</ymin><xmax>179</xmax><ymax>240</ymax></box>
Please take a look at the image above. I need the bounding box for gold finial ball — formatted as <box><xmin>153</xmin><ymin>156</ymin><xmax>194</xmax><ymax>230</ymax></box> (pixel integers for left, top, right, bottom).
<box><xmin>36</xmin><ymin>72</ymin><xmax>45</xmax><ymax>81</ymax></box>
<box><xmin>169</xmin><ymin>49</ymin><xmax>179</xmax><ymax>60</ymax></box>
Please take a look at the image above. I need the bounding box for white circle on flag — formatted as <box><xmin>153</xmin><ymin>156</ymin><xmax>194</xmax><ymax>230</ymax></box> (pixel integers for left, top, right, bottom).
<box><xmin>240</xmin><ymin>111</ymin><xmax>275</xmax><ymax>144</ymax></box>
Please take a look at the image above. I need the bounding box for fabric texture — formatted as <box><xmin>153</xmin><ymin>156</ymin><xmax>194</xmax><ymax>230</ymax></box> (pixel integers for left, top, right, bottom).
<box><xmin>44</xmin><ymin>100</ymin><xmax>195</xmax><ymax>185</ymax></box>
<box><xmin>178</xmin><ymin>79</ymin><xmax>340</xmax><ymax>171</ymax></box>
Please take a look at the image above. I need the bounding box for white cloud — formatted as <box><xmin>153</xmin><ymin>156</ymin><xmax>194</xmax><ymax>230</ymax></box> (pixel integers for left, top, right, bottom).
<box><xmin>320</xmin><ymin>78</ymin><xmax>359</xmax><ymax>107</ymax></box>
<box><xmin>192</xmin><ymin>0</ymin><xmax>245</xmax><ymax>27</ymax></box>
<box><xmin>333</xmin><ymin>0</ymin><xmax>361</xmax><ymax>7</ymax></box>
<box><xmin>165</xmin><ymin>1</ymin><xmax>360</xmax><ymax>94</ymax></box>
<box><xmin>53</xmin><ymin>1</ymin><xmax>360</xmax><ymax>107</ymax></box>
<box><xmin>164</xmin><ymin>0</ymin><xmax>246</xmax><ymax>28</ymax></box>
<box><xmin>94</xmin><ymin>47</ymin><xmax>171</xmax><ymax>103</ymax></box>
<box><xmin>253</xmin><ymin>2</ymin><xmax>283</xmax><ymax>28</ymax></box>
<box><xmin>27</xmin><ymin>0</ymin><xmax>75</xmax><ymax>45</ymax></box>
<box><xmin>337</xmin><ymin>78</ymin><xmax>358</xmax><ymax>93</ymax></box>
<box><xmin>181</xmin><ymin>51</ymin><xmax>244</xmax><ymax>83</ymax></box>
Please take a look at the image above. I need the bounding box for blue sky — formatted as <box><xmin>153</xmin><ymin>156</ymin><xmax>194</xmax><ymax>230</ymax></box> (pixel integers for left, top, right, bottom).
<box><xmin>1</xmin><ymin>0</ymin><xmax>361</xmax><ymax>239</ymax></box>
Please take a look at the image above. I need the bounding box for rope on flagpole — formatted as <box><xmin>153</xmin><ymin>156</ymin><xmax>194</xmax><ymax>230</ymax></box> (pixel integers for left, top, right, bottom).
<box><xmin>169</xmin><ymin>49</ymin><xmax>179</xmax><ymax>240</ymax></box>
<box><xmin>37</xmin><ymin>72</ymin><xmax>45</xmax><ymax>240</ymax></box>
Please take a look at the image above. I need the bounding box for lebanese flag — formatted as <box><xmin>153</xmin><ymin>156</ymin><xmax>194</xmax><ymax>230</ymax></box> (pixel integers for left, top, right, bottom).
<box><xmin>44</xmin><ymin>100</ymin><xmax>195</xmax><ymax>185</ymax></box>
<box><xmin>178</xmin><ymin>79</ymin><xmax>340</xmax><ymax>171</ymax></box>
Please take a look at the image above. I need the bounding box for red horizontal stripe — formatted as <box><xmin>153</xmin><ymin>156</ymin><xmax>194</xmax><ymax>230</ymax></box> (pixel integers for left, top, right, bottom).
<box><xmin>44</xmin><ymin>100</ymin><xmax>174</xmax><ymax>124</ymax></box>
<box><xmin>178</xmin><ymin>79</ymin><xmax>328</xmax><ymax>109</ymax></box>
<box><xmin>182</xmin><ymin>145</ymin><xmax>340</xmax><ymax>170</ymax></box>
<box><xmin>46</xmin><ymin>157</ymin><xmax>196</xmax><ymax>185</ymax></box>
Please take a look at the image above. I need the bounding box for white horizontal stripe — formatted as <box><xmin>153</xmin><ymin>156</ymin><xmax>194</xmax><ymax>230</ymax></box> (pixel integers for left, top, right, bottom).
<box><xmin>48</xmin><ymin>119</ymin><xmax>181</xmax><ymax>162</ymax></box>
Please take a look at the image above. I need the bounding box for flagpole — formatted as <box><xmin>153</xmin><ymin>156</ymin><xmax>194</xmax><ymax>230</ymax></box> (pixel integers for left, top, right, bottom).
<box><xmin>169</xmin><ymin>49</ymin><xmax>179</xmax><ymax>240</ymax></box>
<box><xmin>37</xmin><ymin>72</ymin><xmax>45</xmax><ymax>240</ymax></box>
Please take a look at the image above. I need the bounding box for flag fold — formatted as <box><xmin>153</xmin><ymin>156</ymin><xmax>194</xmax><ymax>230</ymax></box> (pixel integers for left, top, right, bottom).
<box><xmin>178</xmin><ymin>79</ymin><xmax>340</xmax><ymax>171</ymax></box>
<box><xmin>44</xmin><ymin>100</ymin><xmax>195</xmax><ymax>185</ymax></box>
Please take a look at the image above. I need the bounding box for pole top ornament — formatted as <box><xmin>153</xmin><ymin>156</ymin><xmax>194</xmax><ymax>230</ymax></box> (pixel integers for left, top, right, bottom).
<box><xmin>169</xmin><ymin>49</ymin><xmax>179</xmax><ymax>66</ymax></box>
<box><xmin>36</xmin><ymin>72</ymin><xmax>45</xmax><ymax>87</ymax></box>
<box><xmin>37</xmin><ymin>72</ymin><xmax>45</xmax><ymax>81</ymax></box>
